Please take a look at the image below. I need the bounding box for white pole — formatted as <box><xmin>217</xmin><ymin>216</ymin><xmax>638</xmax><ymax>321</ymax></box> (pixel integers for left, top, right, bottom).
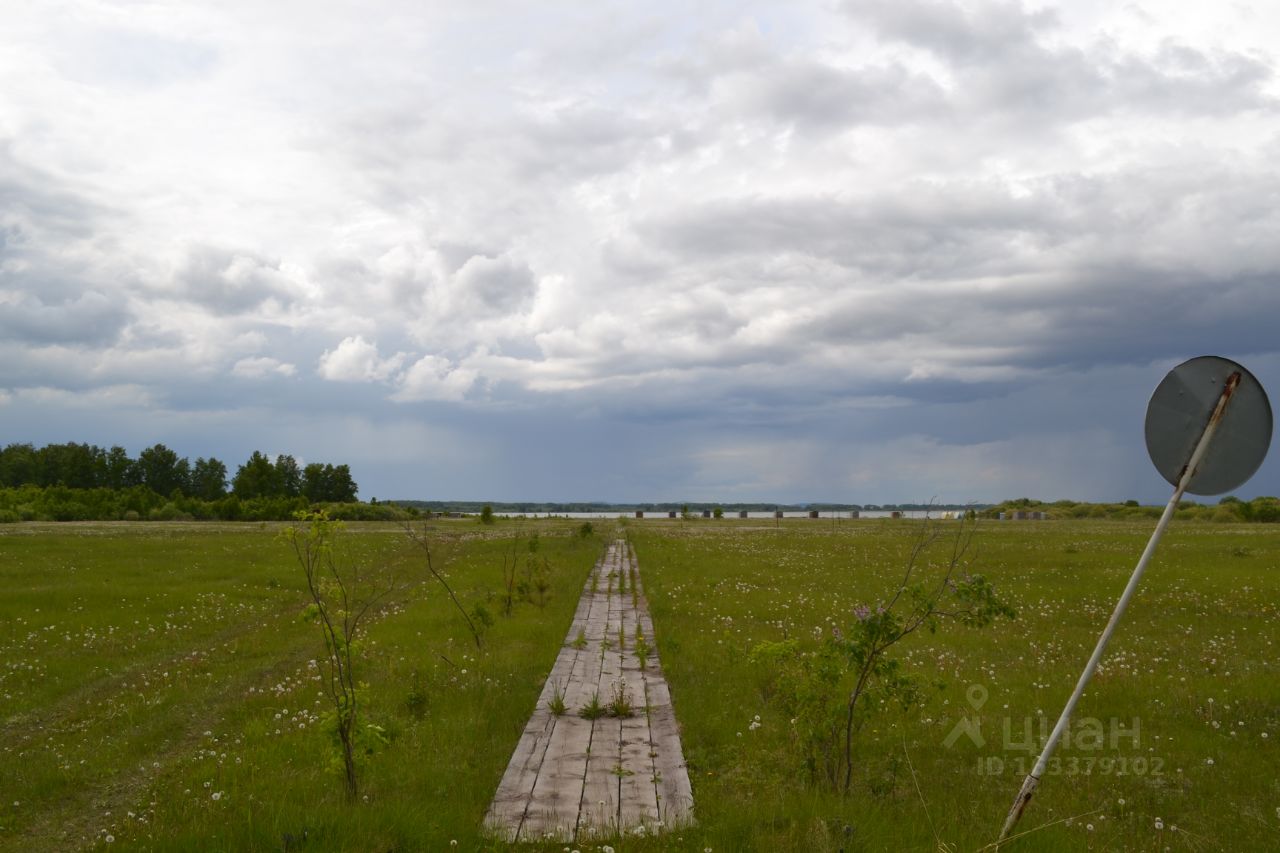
<box><xmin>997</xmin><ymin>371</ymin><xmax>1241</xmax><ymax>844</ymax></box>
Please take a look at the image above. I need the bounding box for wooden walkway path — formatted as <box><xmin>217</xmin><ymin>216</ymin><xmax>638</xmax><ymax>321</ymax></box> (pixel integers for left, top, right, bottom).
<box><xmin>484</xmin><ymin>539</ymin><xmax>694</xmax><ymax>842</ymax></box>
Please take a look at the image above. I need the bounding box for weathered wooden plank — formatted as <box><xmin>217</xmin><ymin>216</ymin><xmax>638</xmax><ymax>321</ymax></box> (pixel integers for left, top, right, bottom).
<box><xmin>647</xmin><ymin>702</ymin><xmax>694</xmax><ymax>826</ymax></box>
<box><xmin>483</xmin><ymin>706</ymin><xmax>557</xmax><ymax>839</ymax></box>
<box><xmin>577</xmin><ymin>715</ymin><xmax>622</xmax><ymax>838</ymax></box>
<box><xmin>518</xmin><ymin>712</ymin><xmax>593</xmax><ymax>841</ymax></box>
<box><xmin>618</xmin><ymin>712</ymin><xmax>660</xmax><ymax>827</ymax></box>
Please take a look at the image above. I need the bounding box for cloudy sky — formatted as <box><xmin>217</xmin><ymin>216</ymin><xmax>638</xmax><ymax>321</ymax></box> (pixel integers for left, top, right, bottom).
<box><xmin>4</xmin><ymin>0</ymin><xmax>1280</xmax><ymax>504</ymax></box>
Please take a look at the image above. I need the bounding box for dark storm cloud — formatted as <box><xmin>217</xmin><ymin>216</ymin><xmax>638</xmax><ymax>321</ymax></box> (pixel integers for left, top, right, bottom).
<box><xmin>606</xmin><ymin>147</ymin><xmax>1280</xmax><ymax>425</ymax></box>
<box><xmin>997</xmin><ymin>271</ymin><xmax>1280</xmax><ymax>371</ymax></box>
<box><xmin>0</xmin><ymin>144</ymin><xmax>136</xmax><ymax>348</ymax></box>
<box><xmin>0</xmin><ymin>290</ymin><xmax>129</xmax><ymax>347</ymax></box>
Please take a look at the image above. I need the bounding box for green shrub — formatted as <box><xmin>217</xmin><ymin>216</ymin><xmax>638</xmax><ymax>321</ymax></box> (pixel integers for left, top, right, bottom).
<box><xmin>322</xmin><ymin>501</ymin><xmax>412</xmax><ymax>521</ymax></box>
<box><xmin>149</xmin><ymin>503</ymin><xmax>194</xmax><ymax>521</ymax></box>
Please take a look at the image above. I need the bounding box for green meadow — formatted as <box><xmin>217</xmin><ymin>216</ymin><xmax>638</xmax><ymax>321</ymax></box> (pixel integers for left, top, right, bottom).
<box><xmin>2</xmin><ymin>518</ymin><xmax>1277</xmax><ymax>851</ymax></box>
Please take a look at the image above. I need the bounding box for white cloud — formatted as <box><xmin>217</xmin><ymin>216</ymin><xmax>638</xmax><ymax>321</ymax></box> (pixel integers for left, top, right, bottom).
<box><xmin>232</xmin><ymin>356</ymin><xmax>297</xmax><ymax>379</ymax></box>
<box><xmin>11</xmin><ymin>384</ymin><xmax>155</xmax><ymax>409</ymax></box>
<box><xmin>316</xmin><ymin>336</ymin><xmax>405</xmax><ymax>383</ymax></box>
<box><xmin>392</xmin><ymin>355</ymin><xmax>478</xmax><ymax>402</ymax></box>
<box><xmin>449</xmin><ymin>254</ymin><xmax>537</xmax><ymax>317</ymax></box>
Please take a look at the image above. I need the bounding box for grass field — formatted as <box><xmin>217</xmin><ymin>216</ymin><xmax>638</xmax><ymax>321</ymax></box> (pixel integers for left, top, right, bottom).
<box><xmin>631</xmin><ymin>518</ymin><xmax>1280</xmax><ymax>852</ymax></box>
<box><xmin>1</xmin><ymin>518</ymin><xmax>1277</xmax><ymax>851</ymax></box>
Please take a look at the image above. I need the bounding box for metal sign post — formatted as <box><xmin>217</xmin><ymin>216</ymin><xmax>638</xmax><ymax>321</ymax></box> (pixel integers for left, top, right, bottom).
<box><xmin>997</xmin><ymin>356</ymin><xmax>1272</xmax><ymax>844</ymax></box>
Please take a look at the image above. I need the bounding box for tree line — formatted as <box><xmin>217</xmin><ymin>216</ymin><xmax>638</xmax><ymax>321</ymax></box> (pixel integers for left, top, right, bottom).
<box><xmin>0</xmin><ymin>442</ymin><xmax>369</xmax><ymax>523</ymax></box>
<box><xmin>0</xmin><ymin>442</ymin><xmax>358</xmax><ymax>501</ymax></box>
<box><xmin>981</xmin><ymin>495</ymin><xmax>1280</xmax><ymax>523</ymax></box>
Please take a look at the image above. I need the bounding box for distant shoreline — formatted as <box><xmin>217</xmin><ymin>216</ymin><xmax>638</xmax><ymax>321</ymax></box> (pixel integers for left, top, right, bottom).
<box><xmin>388</xmin><ymin>500</ymin><xmax>983</xmax><ymax>513</ymax></box>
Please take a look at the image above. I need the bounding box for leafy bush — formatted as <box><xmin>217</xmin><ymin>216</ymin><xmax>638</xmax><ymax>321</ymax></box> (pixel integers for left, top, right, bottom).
<box><xmin>752</xmin><ymin>515</ymin><xmax>1015</xmax><ymax>792</ymax></box>
<box><xmin>321</xmin><ymin>501</ymin><xmax>411</xmax><ymax>521</ymax></box>
<box><xmin>149</xmin><ymin>503</ymin><xmax>194</xmax><ymax>521</ymax></box>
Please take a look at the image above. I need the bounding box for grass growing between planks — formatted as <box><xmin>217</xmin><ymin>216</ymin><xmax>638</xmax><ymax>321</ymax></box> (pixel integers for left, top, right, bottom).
<box><xmin>2</xmin><ymin>517</ymin><xmax>1278</xmax><ymax>851</ymax></box>
<box><xmin>0</xmin><ymin>519</ymin><xmax>604</xmax><ymax>851</ymax></box>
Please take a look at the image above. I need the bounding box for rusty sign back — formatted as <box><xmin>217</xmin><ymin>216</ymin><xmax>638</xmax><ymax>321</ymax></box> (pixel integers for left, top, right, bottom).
<box><xmin>1144</xmin><ymin>355</ymin><xmax>1272</xmax><ymax>496</ymax></box>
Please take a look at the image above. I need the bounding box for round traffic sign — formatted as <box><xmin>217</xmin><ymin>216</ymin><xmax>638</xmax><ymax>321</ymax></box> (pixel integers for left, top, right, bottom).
<box><xmin>1144</xmin><ymin>355</ymin><xmax>1272</xmax><ymax>496</ymax></box>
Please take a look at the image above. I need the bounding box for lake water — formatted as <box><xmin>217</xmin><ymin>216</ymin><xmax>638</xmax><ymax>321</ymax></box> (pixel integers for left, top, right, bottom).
<box><xmin>494</xmin><ymin>510</ymin><xmax>949</xmax><ymax>520</ymax></box>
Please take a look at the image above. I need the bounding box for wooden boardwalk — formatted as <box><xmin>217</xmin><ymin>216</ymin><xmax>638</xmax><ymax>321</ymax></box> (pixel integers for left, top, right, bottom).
<box><xmin>484</xmin><ymin>539</ymin><xmax>694</xmax><ymax>842</ymax></box>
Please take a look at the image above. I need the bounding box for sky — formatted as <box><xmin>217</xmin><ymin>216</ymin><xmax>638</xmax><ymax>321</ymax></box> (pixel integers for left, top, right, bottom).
<box><xmin>4</xmin><ymin>0</ymin><xmax>1280</xmax><ymax>505</ymax></box>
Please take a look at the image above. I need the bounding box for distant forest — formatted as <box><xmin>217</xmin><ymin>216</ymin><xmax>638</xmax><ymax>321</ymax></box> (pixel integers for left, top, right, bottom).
<box><xmin>0</xmin><ymin>442</ymin><xmax>373</xmax><ymax>523</ymax></box>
